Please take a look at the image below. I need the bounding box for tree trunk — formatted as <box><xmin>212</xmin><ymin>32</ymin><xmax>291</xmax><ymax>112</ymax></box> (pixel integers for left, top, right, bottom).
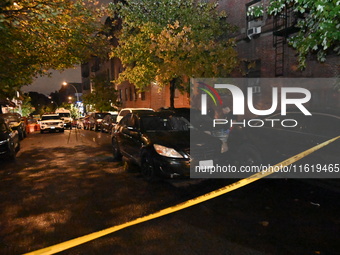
<box><xmin>170</xmin><ymin>78</ymin><xmax>176</xmax><ymax>109</ymax></box>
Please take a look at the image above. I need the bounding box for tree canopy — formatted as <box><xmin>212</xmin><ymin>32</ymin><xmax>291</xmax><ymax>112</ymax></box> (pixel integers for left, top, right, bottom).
<box><xmin>252</xmin><ymin>0</ymin><xmax>340</xmax><ymax>69</ymax></box>
<box><xmin>109</xmin><ymin>0</ymin><xmax>239</xmax><ymax>107</ymax></box>
<box><xmin>82</xmin><ymin>74</ymin><xmax>117</xmax><ymax>112</ymax></box>
<box><xmin>0</xmin><ymin>0</ymin><xmax>110</xmax><ymax>98</ymax></box>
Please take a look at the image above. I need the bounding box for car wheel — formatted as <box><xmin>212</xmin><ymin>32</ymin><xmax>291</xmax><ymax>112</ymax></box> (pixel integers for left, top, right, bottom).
<box><xmin>141</xmin><ymin>154</ymin><xmax>157</xmax><ymax>181</ymax></box>
<box><xmin>40</xmin><ymin>130</ymin><xmax>44</xmax><ymax>134</ymax></box>
<box><xmin>15</xmin><ymin>142</ymin><xmax>21</xmax><ymax>152</ymax></box>
<box><xmin>238</xmin><ymin>144</ymin><xmax>262</xmax><ymax>166</ymax></box>
<box><xmin>112</xmin><ymin>138</ymin><xmax>122</xmax><ymax>161</ymax></box>
<box><xmin>60</xmin><ymin>128</ymin><xmax>64</xmax><ymax>133</ymax></box>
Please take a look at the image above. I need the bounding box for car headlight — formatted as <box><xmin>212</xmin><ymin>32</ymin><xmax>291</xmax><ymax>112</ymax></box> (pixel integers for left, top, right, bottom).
<box><xmin>153</xmin><ymin>144</ymin><xmax>183</xmax><ymax>158</ymax></box>
<box><xmin>0</xmin><ymin>139</ymin><xmax>9</xmax><ymax>145</ymax></box>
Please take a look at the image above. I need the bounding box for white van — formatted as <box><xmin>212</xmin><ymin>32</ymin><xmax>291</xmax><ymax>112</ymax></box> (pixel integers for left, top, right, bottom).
<box><xmin>55</xmin><ymin>108</ymin><xmax>72</xmax><ymax>129</ymax></box>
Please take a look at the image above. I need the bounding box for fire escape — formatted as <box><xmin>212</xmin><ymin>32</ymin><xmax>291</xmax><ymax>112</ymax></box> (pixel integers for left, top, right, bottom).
<box><xmin>273</xmin><ymin>5</ymin><xmax>300</xmax><ymax>76</ymax></box>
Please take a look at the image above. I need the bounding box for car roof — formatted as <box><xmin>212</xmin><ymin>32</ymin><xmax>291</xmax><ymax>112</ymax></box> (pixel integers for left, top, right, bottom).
<box><xmin>119</xmin><ymin>108</ymin><xmax>154</xmax><ymax>114</ymax></box>
<box><xmin>120</xmin><ymin>108</ymin><xmax>154</xmax><ymax>111</ymax></box>
<box><xmin>0</xmin><ymin>113</ymin><xmax>21</xmax><ymax>117</ymax></box>
<box><xmin>130</xmin><ymin>111</ymin><xmax>182</xmax><ymax>118</ymax></box>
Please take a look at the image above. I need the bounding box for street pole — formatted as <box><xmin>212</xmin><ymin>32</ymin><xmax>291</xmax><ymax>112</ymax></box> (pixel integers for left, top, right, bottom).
<box><xmin>63</xmin><ymin>82</ymin><xmax>79</xmax><ymax>102</ymax></box>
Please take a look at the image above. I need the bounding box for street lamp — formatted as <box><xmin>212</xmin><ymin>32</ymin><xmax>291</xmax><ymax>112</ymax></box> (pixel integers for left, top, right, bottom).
<box><xmin>51</xmin><ymin>100</ymin><xmax>58</xmax><ymax>108</ymax></box>
<box><xmin>62</xmin><ymin>82</ymin><xmax>79</xmax><ymax>103</ymax></box>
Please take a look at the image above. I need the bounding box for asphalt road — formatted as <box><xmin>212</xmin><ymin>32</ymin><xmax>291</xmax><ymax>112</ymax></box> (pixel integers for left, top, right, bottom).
<box><xmin>0</xmin><ymin>129</ymin><xmax>339</xmax><ymax>255</ymax></box>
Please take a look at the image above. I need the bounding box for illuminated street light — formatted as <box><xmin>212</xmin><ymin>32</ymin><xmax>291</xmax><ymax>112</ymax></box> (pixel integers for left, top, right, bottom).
<box><xmin>62</xmin><ymin>82</ymin><xmax>79</xmax><ymax>102</ymax></box>
<box><xmin>51</xmin><ymin>100</ymin><xmax>58</xmax><ymax>108</ymax></box>
<box><xmin>62</xmin><ymin>81</ymin><xmax>84</xmax><ymax>117</ymax></box>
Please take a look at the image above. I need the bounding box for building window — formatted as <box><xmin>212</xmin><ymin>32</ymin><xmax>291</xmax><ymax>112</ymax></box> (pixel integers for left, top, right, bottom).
<box><xmin>119</xmin><ymin>89</ymin><xmax>122</xmax><ymax>101</ymax></box>
<box><xmin>141</xmin><ymin>92</ymin><xmax>146</xmax><ymax>101</ymax></box>
<box><xmin>125</xmin><ymin>88</ymin><xmax>128</xmax><ymax>101</ymax></box>
<box><xmin>246</xmin><ymin>0</ymin><xmax>263</xmax><ymax>39</ymax></box>
<box><xmin>174</xmin><ymin>89</ymin><xmax>180</xmax><ymax>98</ymax></box>
<box><xmin>245</xmin><ymin>59</ymin><xmax>261</xmax><ymax>94</ymax></box>
<box><xmin>129</xmin><ymin>87</ymin><xmax>133</xmax><ymax>101</ymax></box>
<box><xmin>245</xmin><ymin>59</ymin><xmax>261</xmax><ymax>78</ymax></box>
<box><xmin>134</xmin><ymin>88</ymin><xmax>138</xmax><ymax>101</ymax></box>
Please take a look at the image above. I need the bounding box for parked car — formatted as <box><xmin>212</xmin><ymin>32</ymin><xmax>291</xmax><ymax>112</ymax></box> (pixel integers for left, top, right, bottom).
<box><xmin>87</xmin><ymin>112</ymin><xmax>110</xmax><ymax>131</ymax></box>
<box><xmin>157</xmin><ymin>107</ymin><xmax>215</xmax><ymax>134</ymax></box>
<box><xmin>56</xmin><ymin>108</ymin><xmax>72</xmax><ymax>129</ymax></box>
<box><xmin>39</xmin><ymin>114</ymin><xmax>64</xmax><ymax>133</ymax></box>
<box><xmin>101</xmin><ymin>113</ymin><xmax>118</xmax><ymax>134</ymax></box>
<box><xmin>0</xmin><ymin>113</ymin><xmax>26</xmax><ymax>140</ymax></box>
<box><xmin>83</xmin><ymin>115</ymin><xmax>91</xmax><ymax>130</ymax></box>
<box><xmin>227</xmin><ymin>111</ymin><xmax>340</xmax><ymax>169</ymax></box>
<box><xmin>116</xmin><ymin>108</ymin><xmax>154</xmax><ymax>124</ymax></box>
<box><xmin>75</xmin><ymin>117</ymin><xmax>85</xmax><ymax>129</ymax></box>
<box><xmin>111</xmin><ymin>111</ymin><xmax>221</xmax><ymax>180</ymax></box>
<box><xmin>0</xmin><ymin>117</ymin><xmax>20</xmax><ymax>160</ymax></box>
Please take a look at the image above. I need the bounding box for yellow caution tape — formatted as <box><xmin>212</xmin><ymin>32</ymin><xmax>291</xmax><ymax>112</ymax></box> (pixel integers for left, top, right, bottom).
<box><xmin>10</xmin><ymin>122</ymin><xmax>21</xmax><ymax>128</ymax></box>
<box><xmin>23</xmin><ymin>135</ymin><xmax>340</xmax><ymax>255</ymax></box>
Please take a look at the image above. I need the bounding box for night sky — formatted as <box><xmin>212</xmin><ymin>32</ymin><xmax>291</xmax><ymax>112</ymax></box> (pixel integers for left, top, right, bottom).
<box><xmin>22</xmin><ymin>67</ymin><xmax>81</xmax><ymax>96</ymax></box>
<box><xmin>21</xmin><ymin>0</ymin><xmax>112</xmax><ymax>96</ymax></box>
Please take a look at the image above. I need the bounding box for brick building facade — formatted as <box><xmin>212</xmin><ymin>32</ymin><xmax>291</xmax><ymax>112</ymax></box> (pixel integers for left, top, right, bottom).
<box><xmin>219</xmin><ymin>0</ymin><xmax>339</xmax><ymax>114</ymax></box>
<box><xmin>223</xmin><ymin>0</ymin><xmax>339</xmax><ymax>78</ymax></box>
<box><xmin>81</xmin><ymin>0</ymin><xmax>339</xmax><ymax>112</ymax></box>
<box><xmin>81</xmin><ymin>56</ymin><xmax>190</xmax><ymax>112</ymax></box>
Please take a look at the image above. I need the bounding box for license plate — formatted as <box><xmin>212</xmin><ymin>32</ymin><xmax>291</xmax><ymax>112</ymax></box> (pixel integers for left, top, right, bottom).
<box><xmin>199</xmin><ymin>160</ymin><xmax>214</xmax><ymax>170</ymax></box>
<box><xmin>50</xmin><ymin>126</ymin><xmax>55</xmax><ymax>129</ymax></box>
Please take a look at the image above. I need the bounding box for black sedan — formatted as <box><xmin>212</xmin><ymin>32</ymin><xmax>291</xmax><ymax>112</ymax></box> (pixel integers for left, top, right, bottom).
<box><xmin>0</xmin><ymin>117</ymin><xmax>20</xmax><ymax>160</ymax></box>
<box><xmin>111</xmin><ymin>112</ymin><xmax>221</xmax><ymax>180</ymax></box>
<box><xmin>101</xmin><ymin>113</ymin><xmax>118</xmax><ymax>134</ymax></box>
<box><xmin>0</xmin><ymin>113</ymin><xmax>26</xmax><ymax>140</ymax></box>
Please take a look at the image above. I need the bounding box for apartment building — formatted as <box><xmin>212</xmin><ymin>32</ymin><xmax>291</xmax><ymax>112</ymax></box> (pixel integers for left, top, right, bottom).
<box><xmin>81</xmin><ymin>0</ymin><xmax>339</xmax><ymax>111</ymax></box>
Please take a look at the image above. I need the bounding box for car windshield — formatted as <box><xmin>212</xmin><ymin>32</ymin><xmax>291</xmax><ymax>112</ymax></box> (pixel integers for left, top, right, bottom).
<box><xmin>111</xmin><ymin>115</ymin><xmax>117</xmax><ymax>122</ymax></box>
<box><xmin>58</xmin><ymin>113</ymin><xmax>70</xmax><ymax>117</ymax></box>
<box><xmin>41</xmin><ymin>116</ymin><xmax>61</xmax><ymax>120</ymax></box>
<box><xmin>141</xmin><ymin>116</ymin><xmax>192</xmax><ymax>132</ymax></box>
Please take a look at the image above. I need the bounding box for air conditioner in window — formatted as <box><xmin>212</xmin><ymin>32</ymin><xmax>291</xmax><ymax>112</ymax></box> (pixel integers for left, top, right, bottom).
<box><xmin>247</xmin><ymin>26</ymin><xmax>261</xmax><ymax>39</ymax></box>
